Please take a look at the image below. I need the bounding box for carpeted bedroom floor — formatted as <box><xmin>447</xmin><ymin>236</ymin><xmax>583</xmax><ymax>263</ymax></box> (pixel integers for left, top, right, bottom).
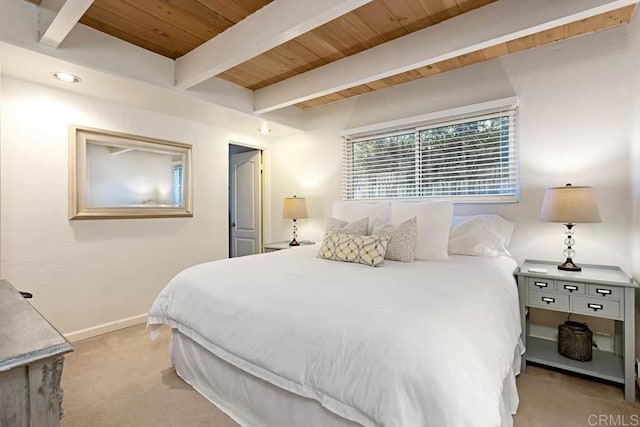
<box><xmin>61</xmin><ymin>324</ymin><xmax>639</xmax><ymax>427</ymax></box>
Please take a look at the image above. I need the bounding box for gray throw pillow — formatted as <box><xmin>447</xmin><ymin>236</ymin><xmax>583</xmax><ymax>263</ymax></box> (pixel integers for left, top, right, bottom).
<box><xmin>371</xmin><ymin>217</ymin><xmax>418</xmax><ymax>262</ymax></box>
<box><xmin>326</xmin><ymin>217</ymin><xmax>369</xmax><ymax>236</ymax></box>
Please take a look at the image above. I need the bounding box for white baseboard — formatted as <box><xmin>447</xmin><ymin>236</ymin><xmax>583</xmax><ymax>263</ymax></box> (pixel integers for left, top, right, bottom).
<box><xmin>64</xmin><ymin>313</ymin><xmax>148</xmax><ymax>343</ymax></box>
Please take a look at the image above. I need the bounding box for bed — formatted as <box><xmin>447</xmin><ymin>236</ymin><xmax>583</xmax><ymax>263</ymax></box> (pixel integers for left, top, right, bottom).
<box><xmin>148</xmin><ymin>244</ymin><xmax>523</xmax><ymax>427</ymax></box>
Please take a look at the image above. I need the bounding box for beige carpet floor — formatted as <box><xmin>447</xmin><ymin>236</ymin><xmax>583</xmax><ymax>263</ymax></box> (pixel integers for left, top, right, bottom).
<box><xmin>61</xmin><ymin>324</ymin><xmax>639</xmax><ymax>427</ymax></box>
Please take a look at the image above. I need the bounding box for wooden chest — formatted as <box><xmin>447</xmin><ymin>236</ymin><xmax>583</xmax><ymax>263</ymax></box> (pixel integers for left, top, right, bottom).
<box><xmin>0</xmin><ymin>280</ymin><xmax>73</xmax><ymax>426</ymax></box>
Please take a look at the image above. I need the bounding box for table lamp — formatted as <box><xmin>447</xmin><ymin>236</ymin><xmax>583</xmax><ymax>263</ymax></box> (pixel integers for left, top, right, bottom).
<box><xmin>540</xmin><ymin>183</ymin><xmax>601</xmax><ymax>271</ymax></box>
<box><xmin>282</xmin><ymin>196</ymin><xmax>308</xmax><ymax>246</ymax></box>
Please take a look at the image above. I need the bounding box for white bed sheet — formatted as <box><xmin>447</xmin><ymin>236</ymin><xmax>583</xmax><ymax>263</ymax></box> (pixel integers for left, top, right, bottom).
<box><xmin>148</xmin><ymin>246</ymin><xmax>522</xmax><ymax>427</ymax></box>
<box><xmin>170</xmin><ymin>330</ymin><xmax>522</xmax><ymax>427</ymax></box>
<box><xmin>170</xmin><ymin>330</ymin><xmax>362</xmax><ymax>427</ymax></box>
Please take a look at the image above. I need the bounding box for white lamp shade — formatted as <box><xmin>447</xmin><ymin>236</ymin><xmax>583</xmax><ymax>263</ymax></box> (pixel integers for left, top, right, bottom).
<box><xmin>282</xmin><ymin>197</ymin><xmax>308</xmax><ymax>219</ymax></box>
<box><xmin>540</xmin><ymin>185</ymin><xmax>601</xmax><ymax>223</ymax></box>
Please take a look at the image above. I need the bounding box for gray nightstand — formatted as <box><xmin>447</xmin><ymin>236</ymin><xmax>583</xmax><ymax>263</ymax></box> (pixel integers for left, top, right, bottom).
<box><xmin>515</xmin><ymin>260</ymin><xmax>637</xmax><ymax>401</ymax></box>
<box><xmin>263</xmin><ymin>240</ymin><xmax>315</xmax><ymax>253</ymax></box>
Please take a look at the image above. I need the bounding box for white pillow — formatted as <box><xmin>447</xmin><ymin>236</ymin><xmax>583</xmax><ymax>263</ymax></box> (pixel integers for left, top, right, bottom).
<box><xmin>390</xmin><ymin>201</ymin><xmax>453</xmax><ymax>260</ymax></box>
<box><xmin>331</xmin><ymin>201</ymin><xmax>390</xmax><ymax>235</ymax></box>
<box><xmin>449</xmin><ymin>214</ymin><xmax>515</xmax><ymax>257</ymax></box>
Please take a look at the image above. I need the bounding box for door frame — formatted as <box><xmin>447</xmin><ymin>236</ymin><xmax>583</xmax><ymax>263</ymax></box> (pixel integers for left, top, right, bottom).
<box><xmin>228</xmin><ymin>140</ymin><xmax>270</xmax><ymax>257</ymax></box>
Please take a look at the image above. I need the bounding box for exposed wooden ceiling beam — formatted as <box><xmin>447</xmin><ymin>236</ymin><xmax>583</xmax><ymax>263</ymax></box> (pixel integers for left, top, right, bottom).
<box><xmin>38</xmin><ymin>0</ymin><xmax>95</xmax><ymax>48</ymax></box>
<box><xmin>254</xmin><ymin>0</ymin><xmax>638</xmax><ymax>114</ymax></box>
<box><xmin>174</xmin><ymin>0</ymin><xmax>374</xmax><ymax>90</ymax></box>
<box><xmin>0</xmin><ymin>0</ymin><xmax>307</xmax><ymax>130</ymax></box>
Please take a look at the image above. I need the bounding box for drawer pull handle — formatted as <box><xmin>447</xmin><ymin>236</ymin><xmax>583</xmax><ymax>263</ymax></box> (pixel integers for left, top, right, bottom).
<box><xmin>534</xmin><ymin>282</ymin><xmax>548</xmax><ymax>288</ymax></box>
<box><xmin>595</xmin><ymin>288</ymin><xmax>612</xmax><ymax>296</ymax></box>
<box><xmin>541</xmin><ymin>297</ymin><xmax>555</xmax><ymax>304</ymax></box>
<box><xmin>563</xmin><ymin>285</ymin><xmax>578</xmax><ymax>292</ymax></box>
<box><xmin>588</xmin><ymin>303</ymin><xmax>603</xmax><ymax>311</ymax></box>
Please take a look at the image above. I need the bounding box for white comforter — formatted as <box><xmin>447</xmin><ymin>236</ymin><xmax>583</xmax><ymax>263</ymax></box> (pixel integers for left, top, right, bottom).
<box><xmin>148</xmin><ymin>246</ymin><xmax>521</xmax><ymax>427</ymax></box>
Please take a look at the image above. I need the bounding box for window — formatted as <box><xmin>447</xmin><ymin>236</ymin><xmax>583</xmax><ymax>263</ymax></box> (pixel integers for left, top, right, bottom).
<box><xmin>171</xmin><ymin>165</ymin><xmax>183</xmax><ymax>206</ymax></box>
<box><xmin>342</xmin><ymin>107</ymin><xmax>518</xmax><ymax>202</ymax></box>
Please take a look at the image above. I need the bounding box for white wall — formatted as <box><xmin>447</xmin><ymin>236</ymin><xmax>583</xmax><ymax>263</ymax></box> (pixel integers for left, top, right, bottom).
<box><xmin>633</xmin><ymin>87</ymin><xmax>640</xmax><ymax>363</ymax></box>
<box><xmin>0</xmin><ymin>77</ymin><xmax>268</xmax><ymax>334</ymax></box>
<box><xmin>269</xmin><ymin>20</ymin><xmax>640</xmax><ymax>357</ymax></box>
<box><xmin>634</xmin><ymin>103</ymin><xmax>640</xmax><ymax>282</ymax></box>
<box><xmin>270</xmin><ymin>23</ymin><xmax>638</xmax><ymax>276</ymax></box>
<box><xmin>629</xmin><ymin>4</ymin><xmax>640</xmax><ymax>282</ymax></box>
<box><xmin>629</xmin><ymin>13</ymin><xmax>640</xmax><ymax>360</ymax></box>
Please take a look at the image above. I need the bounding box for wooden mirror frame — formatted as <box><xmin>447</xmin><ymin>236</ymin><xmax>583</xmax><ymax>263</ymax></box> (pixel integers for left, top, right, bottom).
<box><xmin>69</xmin><ymin>125</ymin><xmax>193</xmax><ymax>220</ymax></box>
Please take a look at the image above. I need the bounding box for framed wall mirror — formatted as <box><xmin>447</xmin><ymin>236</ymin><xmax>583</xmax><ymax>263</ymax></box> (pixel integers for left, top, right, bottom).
<box><xmin>69</xmin><ymin>126</ymin><xmax>193</xmax><ymax>220</ymax></box>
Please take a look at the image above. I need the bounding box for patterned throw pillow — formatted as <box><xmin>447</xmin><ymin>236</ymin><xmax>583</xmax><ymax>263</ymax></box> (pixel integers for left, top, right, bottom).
<box><xmin>371</xmin><ymin>217</ymin><xmax>418</xmax><ymax>262</ymax></box>
<box><xmin>318</xmin><ymin>232</ymin><xmax>390</xmax><ymax>267</ymax></box>
<box><xmin>326</xmin><ymin>217</ymin><xmax>369</xmax><ymax>236</ymax></box>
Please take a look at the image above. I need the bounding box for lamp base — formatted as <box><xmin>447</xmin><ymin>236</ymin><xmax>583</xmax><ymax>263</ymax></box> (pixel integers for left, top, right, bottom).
<box><xmin>558</xmin><ymin>258</ymin><xmax>581</xmax><ymax>272</ymax></box>
<box><xmin>289</xmin><ymin>218</ymin><xmax>300</xmax><ymax>246</ymax></box>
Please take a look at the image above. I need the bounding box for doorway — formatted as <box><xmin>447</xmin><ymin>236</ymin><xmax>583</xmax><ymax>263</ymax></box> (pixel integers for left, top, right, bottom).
<box><xmin>229</xmin><ymin>144</ymin><xmax>263</xmax><ymax>258</ymax></box>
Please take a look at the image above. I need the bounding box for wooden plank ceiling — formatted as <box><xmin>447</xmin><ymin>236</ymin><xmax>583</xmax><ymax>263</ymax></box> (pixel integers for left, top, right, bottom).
<box><xmin>295</xmin><ymin>4</ymin><xmax>637</xmax><ymax>109</ymax></box>
<box><xmin>24</xmin><ymin>0</ymin><xmax>638</xmax><ymax>109</ymax></box>
<box><xmin>78</xmin><ymin>0</ymin><xmax>272</xmax><ymax>59</ymax></box>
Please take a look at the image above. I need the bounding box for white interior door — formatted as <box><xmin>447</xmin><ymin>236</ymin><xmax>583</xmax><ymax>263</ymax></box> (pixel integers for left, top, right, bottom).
<box><xmin>230</xmin><ymin>150</ymin><xmax>261</xmax><ymax>257</ymax></box>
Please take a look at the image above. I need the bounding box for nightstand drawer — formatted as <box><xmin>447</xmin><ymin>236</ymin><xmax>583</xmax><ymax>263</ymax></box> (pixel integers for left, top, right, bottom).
<box><xmin>556</xmin><ymin>281</ymin><xmax>586</xmax><ymax>295</ymax></box>
<box><xmin>527</xmin><ymin>277</ymin><xmax>555</xmax><ymax>291</ymax></box>
<box><xmin>587</xmin><ymin>284</ymin><xmax>620</xmax><ymax>300</ymax></box>
<box><xmin>571</xmin><ymin>295</ymin><xmax>621</xmax><ymax>319</ymax></box>
<box><xmin>528</xmin><ymin>290</ymin><xmax>569</xmax><ymax>310</ymax></box>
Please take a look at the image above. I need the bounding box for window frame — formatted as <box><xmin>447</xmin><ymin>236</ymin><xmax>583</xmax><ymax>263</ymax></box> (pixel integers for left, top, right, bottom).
<box><xmin>171</xmin><ymin>164</ymin><xmax>184</xmax><ymax>207</ymax></box>
<box><xmin>341</xmin><ymin>99</ymin><xmax>519</xmax><ymax>203</ymax></box>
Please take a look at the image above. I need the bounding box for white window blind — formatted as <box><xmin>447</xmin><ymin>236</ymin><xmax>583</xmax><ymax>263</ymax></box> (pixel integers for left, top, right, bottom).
<box><xmin>342</xmin><ymin>108</ymin><xmax>518</xmax><ymax>202</ymax></box>
<box><xmin>171</xmin><ymin>165</ymin><xmax>183</xmax><ymax>206</ymax></box>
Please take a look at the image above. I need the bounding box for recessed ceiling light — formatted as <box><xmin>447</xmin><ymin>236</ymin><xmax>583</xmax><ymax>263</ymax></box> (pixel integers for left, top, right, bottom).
<box><xmin>53</xmin><ymin>72</ymin><xmax>81</xmax><ymax>83</ymax></box>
